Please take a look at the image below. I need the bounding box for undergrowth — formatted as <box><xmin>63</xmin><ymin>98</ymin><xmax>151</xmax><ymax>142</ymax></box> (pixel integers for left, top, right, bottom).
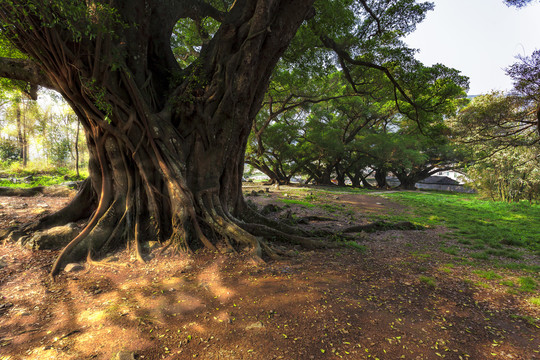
<box><xmin>0</xmin><ymin>166</ymin><xmax>87</xmax><ymax>188</ymax></box>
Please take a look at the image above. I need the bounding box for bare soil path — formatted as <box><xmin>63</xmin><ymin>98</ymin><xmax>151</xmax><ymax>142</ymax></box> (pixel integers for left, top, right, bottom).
<box><xmin>0</xmin><ymin>185</ymin><xmax>538</xmax><ymax>359</ymax></box>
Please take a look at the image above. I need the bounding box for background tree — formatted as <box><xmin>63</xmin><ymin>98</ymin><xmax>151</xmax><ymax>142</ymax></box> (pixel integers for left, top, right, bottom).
<box><xmin>452</xmin><ymin>92</ymin><xmax>540</xmax><ymax>202</ymax></box>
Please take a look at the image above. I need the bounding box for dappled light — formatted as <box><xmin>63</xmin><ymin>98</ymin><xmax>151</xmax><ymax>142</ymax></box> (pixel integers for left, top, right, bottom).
<box><xmin>1</xmin><ymin>192</ymin><xmax>538</xmax><ymax>358</ymax></box>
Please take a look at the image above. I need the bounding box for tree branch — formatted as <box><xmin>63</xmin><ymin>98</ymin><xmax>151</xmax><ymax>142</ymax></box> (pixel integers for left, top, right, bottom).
<box><xmin>0</xmin><ymin>57</ymin><xmax>55</xmax><ymax>93</ymax></box>
<box><xmin>358</xmin><ymin>0</ymin><xmax>382</xmax><ymax>35</ymax></box>
<box><xmin>154</xmin><ymin>0</ymin><xmax>226</xmax><ymax>25</ymax></box>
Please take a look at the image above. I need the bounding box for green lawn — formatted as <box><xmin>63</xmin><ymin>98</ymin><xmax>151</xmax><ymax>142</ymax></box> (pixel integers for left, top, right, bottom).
<box><xmin>0</xmin><ymin>167</ymin><xmax>86</xmax><ymax>188</ymax></box>
<box><xmin>380</xmin><ymin>191</ymin><xmax>540</xmax><ymax>265</ymax></box>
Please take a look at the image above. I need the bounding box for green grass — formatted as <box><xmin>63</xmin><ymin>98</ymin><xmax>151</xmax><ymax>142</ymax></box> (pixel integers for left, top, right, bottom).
<box><xmin>381</xmin><ymin>191</ymin><xmax>540</xmax><ymax>255</ymax></box>
<box><xmin>0</xmin><ymin>174</ymin><xmax>83</xmax><ymax>188</ymax></box>
<box><xmin>343</xmin><ymin>241</ymin><xmax>367</xmax><ymax>253</ymax></box>
<box><xmin>528</xmin><ymin>297</ymin><xmax>540</xmax><ymax>307</ymax></box>
<box><xmin>500</xmin><ymin>280</ymin><xmax>515</xmax><ymax>287</ymax></box>
<box><xmin>518</xmin><ymin>277</ymin><xmax>537</xmax><ymax>293</ymax></box>
<box><xmin>0</xmin><ymin>165</ymin><xmax>87</xmax><ymax>188</ymax></box>
<box><xmin>278</xmin><ymin>198</ymin><xmax>317</xmax><ymax>208</ymax></box>
<box><xmin>510</xmin><ymin>314</ymin><xmax>539</xmax><ymax>327</ymax></box>
<box><xmin>419</xmin><ymin>275</ymin><xmax>437</xmax><ymax>288</ymax></box>
<box><xmin>472</xmin><ymin>270</ymin><xmax>502</xmax><ymax>280</ymax></box>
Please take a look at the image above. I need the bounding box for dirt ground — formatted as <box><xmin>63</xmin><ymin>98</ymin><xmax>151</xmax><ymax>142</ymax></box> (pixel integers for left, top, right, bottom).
<box><xmin>0</xmin><ymin>185</ymin><xmax>539</xmax><ymax>360</ymax></box>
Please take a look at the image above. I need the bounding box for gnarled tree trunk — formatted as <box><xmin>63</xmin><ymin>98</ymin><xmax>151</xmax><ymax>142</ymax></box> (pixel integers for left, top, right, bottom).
<box><xmin>0</xmin><ymin>0</ymin><xmax>318</xmax><ymax>275</ymax></box>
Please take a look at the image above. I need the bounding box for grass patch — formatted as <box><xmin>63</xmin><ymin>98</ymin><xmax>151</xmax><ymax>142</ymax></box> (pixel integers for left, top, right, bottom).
<box><xmin>518</xmin><ymin>277</ymin><xmax>537</xmax><ymax>293</ymax></box>
<box><xmin>510</xmin><ymin>314</ymin><xmax>539</xmax><ymax>327</ymax></box>
<box><xmin>472</xmin><ymin>270</ymin><xmax>502</xmax><ymax>280</ymax></box>
<box><xmin>419</xmin><ymin>275</ymin><xmax>436</xmax><ymax>288</ymax></box>
<box><xmin>278</xmin><ymin>198</ymin><xmax>316</xmax><ymax>208</ymax></box>
<box><xmin>411</xmin><ymin>251</ymin><xmax>431</xmax><ymax>260</ymax></box>
<box><xmin>382</xmin><ymin>191</ymin><xmax>540</xmax><ymax>255</ymax></box>
<box><xmin>343</xmin><ymin>241</ymin><xmax>367</xmax><ymax>253</ymax></box>
<box><xmin>0</xmin><ymin>166</ymin><xmax>86</xmax><ymax>188</ymax></box>
<box><xmin>528</xmin><ymin>297</ymin><xmax>540</xmax><ymax>307</ymax></box>
<box><xmin>499</xmin><ymin>280</ymin><xmax>515</xmax><ymax>287</ymax></box>
<box><xmin>475</xmin><ymin>281</ymin><xmax>490</xmax><ymax>289</ymax></box>
<box><xmin>440</xmin><ymin>245</ymin><xmax>460</xmax><ymax>256</ymax></box>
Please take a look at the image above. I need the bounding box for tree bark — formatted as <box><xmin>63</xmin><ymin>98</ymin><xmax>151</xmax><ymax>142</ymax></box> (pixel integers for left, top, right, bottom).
<box><xmin>374</xmin><ymin>168</ymin><xmax>389</xmax><ymax>188</ymax></box>
<box><xmin>75</xmin><ymin>119</ymin><xmax>80</xmax><ymax>178</ymax></box>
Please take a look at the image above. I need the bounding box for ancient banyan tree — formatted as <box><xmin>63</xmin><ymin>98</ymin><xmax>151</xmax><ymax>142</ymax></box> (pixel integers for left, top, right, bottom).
<box><xmin>0</xmin><ymin>0</ymin><xmax>332</xmax><ymax>275</ymax></box>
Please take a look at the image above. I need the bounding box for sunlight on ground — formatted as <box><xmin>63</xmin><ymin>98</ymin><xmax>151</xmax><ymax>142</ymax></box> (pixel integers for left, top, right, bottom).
<box><xmin>197</xmin><ymin>260</ymin><xmax>234</xmax><ymax>301</ymax></box>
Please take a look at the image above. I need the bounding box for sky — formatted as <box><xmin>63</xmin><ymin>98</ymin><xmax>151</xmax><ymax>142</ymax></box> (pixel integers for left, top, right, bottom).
<box><xmin>404</xmin><ymin>0</ymin><xmax>540</xmax><ymax>95</ymax></box>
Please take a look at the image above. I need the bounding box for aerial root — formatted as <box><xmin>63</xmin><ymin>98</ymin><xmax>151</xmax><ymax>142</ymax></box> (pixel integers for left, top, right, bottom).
<box><xmin>198</xmin><ymin>192</ymin><xmax>264</xmax><ymax>260</ymax></box>
<box><xmin>236</xmin><ymin>221</ymin><xmax>330</xmax><ymax>249</ymax></box>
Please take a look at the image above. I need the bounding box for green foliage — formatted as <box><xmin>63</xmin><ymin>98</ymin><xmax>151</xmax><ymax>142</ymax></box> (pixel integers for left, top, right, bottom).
<box><xmin>0</xmin><ymin>138</ymin><xmax>21</xmax><ymax>164</ymax></box>
<box><xmin>0</xmin><ymin>89</ymin><xmax>87</xmax><ymax>169</ymax></box>
<box><xmin>1</xmin><ymin>0</ymin><xmax>126</xmax><ymax>42</ymax></box>
<box><xmin>0</xmin><ymin>163</ymin><xmax>86</xmax><ymax>188</ymax></box>
<box><xmin>81</xmin><ymin>78</ymin><xmax>113</xmax><ymax>120</ymax></box>
<box><xmin>452</xmin><ymin>93</ymin><xmax>540</xmax><ymax>203</ymax></box>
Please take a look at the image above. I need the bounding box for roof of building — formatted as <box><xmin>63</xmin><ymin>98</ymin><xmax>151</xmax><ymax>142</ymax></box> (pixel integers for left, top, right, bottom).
<box><xmin>418</xmin><ymin>176</ymin><xmax>461</xmax><ymax>185</ymax></box>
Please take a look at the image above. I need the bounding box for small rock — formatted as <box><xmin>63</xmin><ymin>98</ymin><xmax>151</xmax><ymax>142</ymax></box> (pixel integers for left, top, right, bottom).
<box><xmin>116</xmin><ymin>351</ymin><xmax>136</xmax><ymax>360</ymax></box>
<box><xmin>64</xmin><ymin>263</ymin><xmax>84</xmax><ymax>273</ymax></box>
<box><xmin>245</xmin><ymin>321</ymin><xmax>264</xmax><ymax>330</ymax></box>
<box><xmin>0</xmin><ymin>258</ymin><xmax>7</xmax><ymax>269</ymax></box>
<box><xmin>13</xmin><ymin>203</ymin><xmax>28</xmax><ymax>209</ymax></box>
<box><xmin>261</xmin><ymin>204</ymin><xmax>280</xmax><ymax>215</ymax></box>
<box><xmin>23</xmin><ymin>223</ymin><xmax>79</xmax><ymax>250</ymax></box>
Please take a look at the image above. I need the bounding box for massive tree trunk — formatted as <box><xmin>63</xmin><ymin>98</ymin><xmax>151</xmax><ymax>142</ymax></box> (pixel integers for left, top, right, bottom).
<box><xmin>394</xmin><ymin>167</ymin><xmax>438</xmax><ymax>190</ymax></box>
<box><xmin>0</xmin><ymin>0</ymin><xmax>317</xmax><ymax>275</ymax></box>
<box><xmin>374</xmin><ymin>168</ymin><xmax>389</xmax><ymax>189</ymax></box>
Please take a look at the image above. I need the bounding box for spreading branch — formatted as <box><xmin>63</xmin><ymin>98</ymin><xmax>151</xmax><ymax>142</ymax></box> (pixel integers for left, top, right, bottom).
<box><xmin>0</xmin><ymin>57</ymin><xmax>55</xmax><ymax>93</ymax></box>
<box><xmin>358</xmin><ymin>0</ymin><xmax>382</xmax><ymax>34</ymax></box>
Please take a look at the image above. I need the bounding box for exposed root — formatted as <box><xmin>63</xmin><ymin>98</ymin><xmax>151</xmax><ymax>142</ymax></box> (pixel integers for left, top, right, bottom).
<box><xmin>86</xmin><ymin>250</ymin><xmax>128</xmax><ymax>269</ymax></box>
<box><xmin>241</xmin><ymin>205</ymin><xmax>312</xmax><ymax>237</ymax></box>
<box><xmin>21</xmin><ymin>178</ymin><xmax>96</xmax><ymax>233</ymax></box>
<box><xmin>198</xmin><ymin>192</ymin><xmax>262</xmax><ymax>259</ymax></box>
<box><xmin>237</xmin><ymin>222</ymin><xmax>330</xmax><ymax>249</ymax></box>
<box><xmin>299</xmin><ymin>215</ymin><xmax>338</xmax><ymax>222</ymax></box>
<box><xmin>0</xmin><ymin>186</ymin><xmax>46</xmax><ymax>196</ymax></box>
<box><xmin>342</xmin><ymin>221</ymin><xmax>423</xmax><ymax>233</ymax></box>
